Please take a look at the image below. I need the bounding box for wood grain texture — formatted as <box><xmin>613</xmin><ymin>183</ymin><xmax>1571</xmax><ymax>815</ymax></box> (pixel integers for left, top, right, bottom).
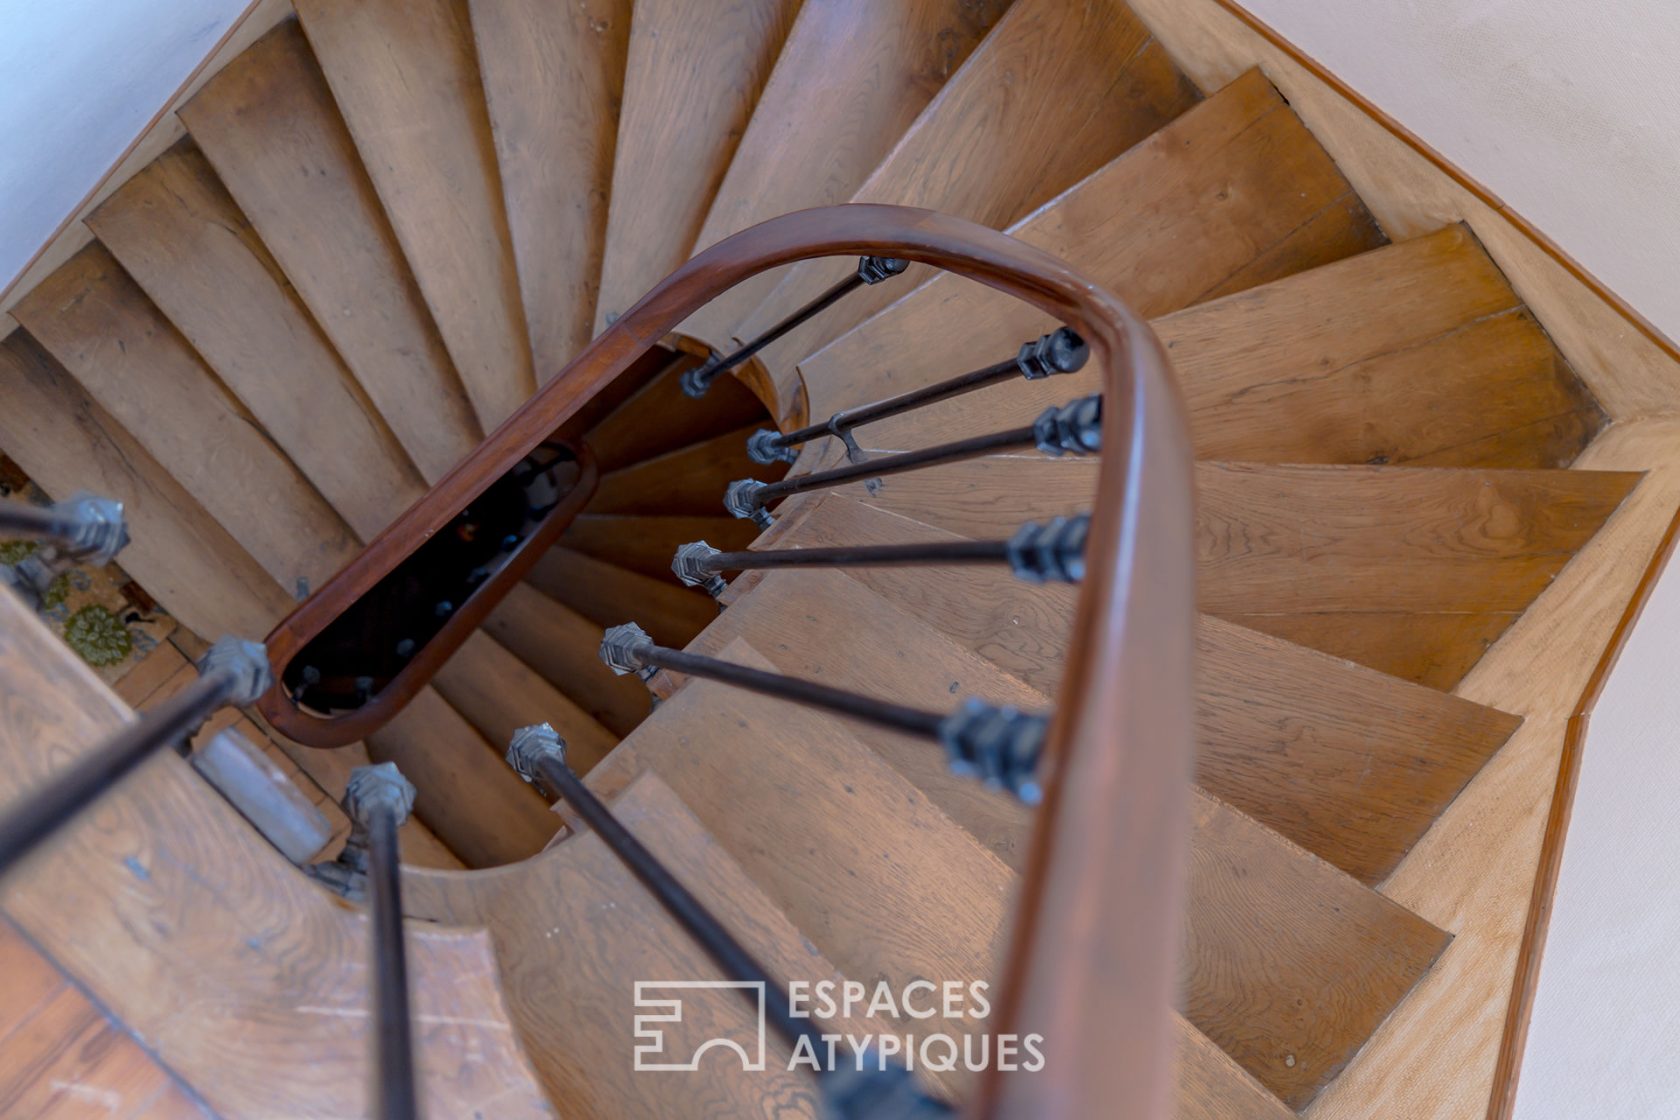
<box><xmin>1217</xmin><ymin>608</ymin><xmax>1520</xmax><ymax>691</ymax></box>
<box><xmin>0</xmin><ymin>920</ymin><xmax>207</xmax><ymax>1119</ymax></box>
<box><xmin>432</xmin><ymin>630</ymin><xmax>619</xmax><ymax>773</ymax></box>
<box><xmin>294</xmin><ymin>0</ymin><xmax>535</xmax><ymax>428</ymax></box>
<box><xmin>482</xmin><ymin>583</ymin><xmax>651</xmax><ymax>737</ymax></box>
<box><xmin>524</xmin><ymin>547</ymin><xmax>718</xmax><ymax>649</ymax></box>
<box><xmin>770</xmin><ymin>495</ymin><xmax>1523</xmax><ymax>882</ymax></box>
<box><xmin>682</xmin><ymin>584</ymin><xmax>1448</xmax><ymax>1105</ymax></box>
<box><xmin>1125</xmin><ymin>0</ymin><xmax>1680</xmax><ymax>424</ymax></box>
<box><xmin>181</xmin><ymin>20</ymin><xmax>482</xmax><ymax>484</ymax></box>
<box><xmin>0</xmin><ymin>334</ymin><xmax>291</xmax><ymax>641</ymax></box>
<box><xmin>13</xmin><ymin>243</ymin><xmax>359</xmax><ymax>595</ymax></box>
<box><xmin>586</xmin><ymin>355</ymin><xmax>768</xmax><ymax>471</ymax></box>
<box><xmin>732</xmin><ymin>0</ymin><xmax>1201</xmax><ymax>406</ymax></box>
<box><xmin>469</xmin><ymin>0</ymin><xmax>630</xmax><ymax>377</ymax></box>
<box><xmin>592</xmin><ymin>0</ymin><xmax>802</xmax><ymax>331</ymax></box>
<box><xmin>589</xmin><ymin>423</ymin><xmax>771</xmax><ymax>515</ymax></box>
<box><xmin>404</xmin><ymin>772</ymin><xmax>841</xmax><ymax>1116</ymax></box>
<box><xmin>0</xmin><ymin>592</ymin><xmax>553</xmax><ymax>1118</ymax></box>
<box><xmin>679</xmin><ymin>0</ymin><xmax>1011</xmax><ymax>349</ymax></box>
<box><xmin>826</xmin><ymin>455</ymin><xmax>1638</xmax><ymax>677</ymax></box>
<box><xmin>88</xmin><ymin>141</ymin><xmax>426</xmax><ymax>539</ymax></box>
<box><xmin>366</xmin><ymin>684</ymin><xmax>559</xmax><ymax>867</ymax></box>
<box><xmin>797</xmin><ymin>68</ymin><xmax>1384</xmax><ymax>441</ymax></box>
<box><xmin>562</xmin><ymin>514</ymin><xmax>760</xmax><ymax>584</ymax></box>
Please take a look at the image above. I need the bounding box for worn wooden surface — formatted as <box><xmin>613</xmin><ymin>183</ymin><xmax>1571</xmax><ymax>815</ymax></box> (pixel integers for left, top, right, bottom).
<box><xmin>525</xmin><ymin>547</ymin><xmax>719</xmax><ymax>649</ymax></box>
<box><xmin>590</xmin><ymin>423</ymin><xmax>769</xmax><ymax>516</ymax></box>
<box><xmin>14</xmin><ymin>243</ymin><xmax>359</xmax><ymax>595</ymax></box>
<box><xmin>562</xmin><ymin>514</ymin><xmax>760</xmax><ymax>584</ymax></box>
<box><xmin>585</xmin><ymin>352</ymin><xmax>768</xmax><ymax>472</ymax></box>
<box><xmin>432</xmin><ymin>631</ymin><xmax>619</xmax><ymax>774</ymax></box>
<box><xmin>483</xmin><ymin>583</ymin><xmax>651</xmax><ymax>737</ymax></box>
<box><xmin>181</xmin><ymin>20</ymin><xmax>482</xmax><ymax>484</ymax></box>
<box><xmin>89</xmin><ymin>141</ymin><xmax>426</xmax><ymax>538</ymax></box>
<box><xmin>0</xmin><ymin>334</ymin><xmax>291</xmax><ymax>641</ymax></box>
<box><xmin>592</xmin><ymin>0</ymin><xmax>801</xmax><ymax>331</ymax></box>
<box><xmin>295</xmin><ymin>0</ymin><xmax>534</xmax><ymax>429</ymax></box>
<box><xmin>470</xmin><ymin>0</ymin><xmax>630</xmax><ymax>378</ymax></box>
<box><xmin>734</xmin><ymin>0</ymin><xmax>1200</xmax><ymax>404</ymax></box>
<box><xmin>798</xmin><ymin>69</ymin><xmax>1381</xmax><ymax>435</ymax></box>
<box><xmin>0</xmin><ymin>592</ymin><xmax>553</xmax><ymax>1117</ymax></box>
<box><xmin>680</xmin><ymin>0</ymin><xmax>1011</xmax><ymax>349</ymax></box>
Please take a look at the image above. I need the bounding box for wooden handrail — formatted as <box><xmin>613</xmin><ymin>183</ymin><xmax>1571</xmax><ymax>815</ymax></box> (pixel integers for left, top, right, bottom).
<box><xmin>258</xmin><ymin>203</ymin><xmax>1196</xmax><ymax>1114</ymax></box>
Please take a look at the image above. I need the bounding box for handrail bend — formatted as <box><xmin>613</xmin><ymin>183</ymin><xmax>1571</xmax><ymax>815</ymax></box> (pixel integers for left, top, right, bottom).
<box><xmin>259</xmin><ymin>203</ymin><xmax>1197</xmax><ymax>1116</ymax></box>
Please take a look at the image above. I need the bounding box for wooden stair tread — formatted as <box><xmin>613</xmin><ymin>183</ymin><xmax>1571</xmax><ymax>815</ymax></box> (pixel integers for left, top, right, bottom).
<box><xmin>366</xmin><ymin>685</ymin><xmax>560</xmax><ymax>868</ymax></box>
<box><xmin>180</xmin><ymin>20</ymin><xmax>481</xmax><ymax>485</ymax></box>
<box><xmin>525</xmin><ymin>548</ymin><xmax>718</xmax><ymax>649</ymax></box>
<box><xmin>432</xmin><ymin>630</ymin><xmax>619</xmax><ymax>774</ymax></box>
<box><xmin>482</xmin><ymin>583</ymin><xmax>651</xmax><ymax>737</ymax></box>
<box><xmin>563</xmin><ymin>514</ymin><xmax>760</xmax><ymax>584</ymax></box>
<box><xmin>822</xmin><ymin>454</ymin><xmax>1640</xmax><ymax>681</ymax></box>
<box><xmin>589</xmin><ymin>422</ymin><xmax>772</xmax><ymax>516</ymax></box>
<box><xmin>764</xmin><ymin>495</ymin><xmax>1524</xmax><ymax>883</ymax></box>
<box><xmin>469</xmin><ymin>0</ymin><xmax>630</xmax><ymax>378</ymax></box>
<box><xmin>797</xmin><ymin>68</ymin><xmax>1385</xmax><ymax>438</ymax></box>
<box><xmin>660</xmin><ymin>593</ymin><xmax>1449</xmax><ymax>1105</ymax></box>
<box><xmin>1176</xmin><ymin>1019</ymin><xmax>1297</xmax><ymax>1120</ymax></box>
<box><xmin>405</xmin><ymin>769</ymin><xmax>862</xmax><ymax>1116</ymax></box>
<box><xmin>731</xmin><ymin>0</ymin><xmax>1200</xmax><ymax>407</ymax></box>
<box><xmin>591</xmin><ymin>0</ymin><xmax>801</xmax><ymax>332</ymax></box>
<box><xmin>679</xmin><ymin>0</ymin><xmax>1010</xmax><ymax>350</ymax></box>
<box><xmin>294</xmin><ymin>0</ymin><xmax>534</xmax><ymax>429</ymax></box>
<box><xmin>87</xmin><ymin>141</ymin><xmax>427</xmax><ymax>540</ymax></box>
<box><xmin>0</xmin><ymin>334</ymin><xmax>291</xmax><ymax>641</ymax></box>
<box><xmin>13</xmin><ymin>243</ymin><xmax>359</xmax><ymax>595</ymax></box>
<box><xmin>585</xmin><ymin>354</ymin><xmax>768</xmax><ymax>473</ymax></box>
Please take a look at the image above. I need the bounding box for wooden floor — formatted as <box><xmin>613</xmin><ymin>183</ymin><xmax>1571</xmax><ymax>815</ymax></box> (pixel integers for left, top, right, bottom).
<box><xmin>0</xmin><ymin>920</ymin><xmax>206</xmax><ymax>1119</ymax></box>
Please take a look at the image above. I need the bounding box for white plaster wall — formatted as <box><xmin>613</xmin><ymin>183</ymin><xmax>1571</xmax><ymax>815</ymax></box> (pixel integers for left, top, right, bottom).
<box><xmin>0</xmin><ymin>0</ymin><xmax>248</xmax><ymax>291</ymax></box>
<box><xmin>1241</xmin><ymin>0</ymin><xmax>1680</xmax><ymax>346</ymax></box>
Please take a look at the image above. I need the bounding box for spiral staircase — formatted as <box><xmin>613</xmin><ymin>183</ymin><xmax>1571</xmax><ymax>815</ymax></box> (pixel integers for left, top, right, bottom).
<box><xmin>0</xmin><ymin>1</ymin><xmax>1644</xmax><ymax>1117</ymax></box>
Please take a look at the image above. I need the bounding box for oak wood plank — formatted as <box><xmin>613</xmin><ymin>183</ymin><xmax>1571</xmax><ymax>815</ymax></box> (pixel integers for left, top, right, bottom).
<box><xmin>591</xmin><ymin>0</ymin><xmax>802</xmax><ymax>331</ymax></box>
<box><xmin>181</xmin><ymin>20</ymin><xmax>482</xmax><ymax>484</ymax></box>
<box><xmin>732</xmin><ymin>0</ymin><xmax>1201</xmax><ymax>405</ymax></box>
<box><xmin>0</xmin><ymin>334</ymin><xmax>292</xmax><ymax>640</ymax></box>
<box><xmin>89</xmin><ymin>142</ymin><xmax>427</xmax><ymax>539</ymax></box>
<box><xmin>366</xmin><ymin>684</ymin><xmax>560</xmax><ymax>868</ymax></box>
<box><xmin>0</xmin><ymin>593</ymin><xmax>552</xmax><ymax>1117</ymax></box>
<box><xmin>798</xmin><ymin>70</ymin><xmax>1386</xmax><ymax>444</ymax></box>
<box><xmin>433</xmin><ymin>630</ymin><xmax>618</xmax><ymax>773</ymax></box>
<box><xmin>482</xmin><ymin>583</ymin><xmax>650</xmax><ymax>737</ymax></box>
<box><xmin>589</xmin><ymin>423</ymin><xmax>768</xmax><ymax>516</ymax></box>
<box><xmin>585</xmin><ymin>355</ymin><xmax>767</xmax><ymax>472</ymax></box>
<box><xmin>13</xmin><ymin>244</ymin><xmax>358</xmax><ymax>597</ymax></box>
<box><xmin>680</xmin><ymin>0</ymin><xmax>1011</xmax><ymax>350</ymax></box>
<box><xmin>295</xmin><ymin>0</ymin><xmax>535</xmax><ymax>428</ymax></box>
<box><xmin>562</xmin><ymin>514</ymin><xmax>759</xmax><ymax>584</ymax></box>
<box><xmin>524</xmin><ymin>547</ymin><xmax>718</xmax><ymax>649</ymax></box>
<box><xmin>469</xmin><ymin>0</ymin><xmax>631</xmax><ymax>377</ymax></box>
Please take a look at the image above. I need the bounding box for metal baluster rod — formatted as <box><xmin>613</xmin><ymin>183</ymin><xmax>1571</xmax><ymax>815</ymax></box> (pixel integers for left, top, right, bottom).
<box><xmin>505</xmin><ymin>726</ymin><xmax>954</xmax><ymax>1118</ymax></box>
<box><xmin>0</xmin><ymin>637</ymin><xmax>270</xmax><ymax>877</ymax></box>
<box><xmin>599</xmin><ymin>624</ymin><xmax>1048</xmax><ymax>802</ymax></box>
<box><xmin>727</xmin><ymin>394</ymin><xmax>1102</xmax><ymax>527</ymax></box>
<box><xmin>0</xmin><ymin>492</ymin><xmax>129</xmax><ymax>565</ymax></box>
<box><xmin>344</xmin><ymin>764</ymin><xmax>420</xmax><ymax>1120</ymax></box>
<box><xmin>681</xmin><ymin>256</ymin><xmax>908</xmax><ymax>399</ymax></box>
<box><xmin>747</xmin><ymin>328</ymin><xmax>1089</xmax><ymax>465</ymax></box>
<box><xmin>672</xmin><ymin>515</ymin><xmax>1092</xmax><ymax>597</ymax></box>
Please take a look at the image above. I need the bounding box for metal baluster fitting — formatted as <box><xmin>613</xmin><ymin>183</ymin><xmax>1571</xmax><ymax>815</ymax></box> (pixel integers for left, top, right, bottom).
<box><xmin>1005</xmin><ymin>515</ymin><xmax>1092</xmax><ymax>584</ymax></box>
<box><xmin>672</xmin><ymin>541</ymin><xmax>728</xmax><ymax>598</ymax></box>
<box><xmin>724</xmin><ymin>478</ymin><xmax>775</xmax><ymax>528</ymax></box>
<box><xmin>855</xmin><ymin>255</ymin><xmax>910</xmax><ymax>285</ymax></box>
<box><xmin>746</xmin><ymin>428</ymin><xmax>801</xmax><ymax>466</ymax></box>
<box><xmin>0</xmin><ymin>491</ymin><xmax>129</xmax><ymax>564</ymax></box>
<box><xmin>599</xmin><ymin>621</ymin><xmax>656</xmax><ymax>679</ymax></box>
<box><xmin>938</xmin><ymin>698</ymin><xmax>1049</xmax><ymax>804</ymax></box>
<box><xmin>506</xmin><ymin>722</ymin><xmax>568</xmax><ymax>785</ymax></box>
<box><xmin>1016</xmin><ymin>326</ymin><xmax>1090</xmax><ymax>379</ymax></box>
<box><xmin>1031</xmin><ymin>393</ymin><xmax>1102</xmax><ymax>456</ymax></box>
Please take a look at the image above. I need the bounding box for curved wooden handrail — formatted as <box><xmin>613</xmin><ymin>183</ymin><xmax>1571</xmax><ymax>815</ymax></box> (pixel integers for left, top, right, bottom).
<box><xmin>258</xmin><ymin>438</ymin><xmax>599</xmax><ymax>747</ymax></box>
<box><xmin>259</xmin><ymin>203</ymin><xmax>1196</xmax><ymax>1115</ymax></box>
